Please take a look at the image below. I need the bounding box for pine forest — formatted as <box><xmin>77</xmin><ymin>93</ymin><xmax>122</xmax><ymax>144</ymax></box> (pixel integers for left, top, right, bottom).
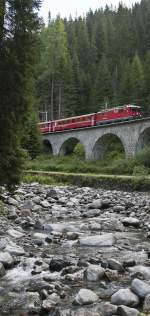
<box><xmin>37</xmin><ymin>0</ymin><xmax>150</xmax><ymax>121</ymax></box>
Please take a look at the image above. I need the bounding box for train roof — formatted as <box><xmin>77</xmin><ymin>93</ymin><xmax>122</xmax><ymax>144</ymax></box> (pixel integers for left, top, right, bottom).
<box><xmin>98</xmin><ymin>104</ymin><xmax>141</xmax><ymax>113</ymax></box>
<box><xmin>38</xmin><ymin>104</ymin><xmax>141</xmax><ymax>124</ymax></box>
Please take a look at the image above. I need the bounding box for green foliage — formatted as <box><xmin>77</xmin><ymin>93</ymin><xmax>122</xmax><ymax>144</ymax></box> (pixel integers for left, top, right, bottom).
<box><xmin>23</xmin><ymin>174</ymin><xmax>66</xmax><ymax>186</ymax></box>
<box><xmin>37</xmin><ymin>1</ymin><xmax>150</xmax><ymax>117</ymax></box>
<box><xmin>133</xmin><ymin>165</ymin><xmax>148</xmax><ymax>176</ymax></box>
<box><xmin>73</xmin><ymin>143</ymin><xmax>85</xmax><ymax>159</ymax></box>
<box><xmin>135</xmin><ymin>146</ymin><xmax>150</xmax><ymax>168</ymax></box>
<box><xmin>0</xmin><ymin>0</ymin><xmax>41</xmax><ymax>187</ymax></box>
<box><xmin>25</xmin><ymin>153</ymin><xmax>145</xmax><ymax>176</ymax></box>
<box><xmin>22</xmin><ymin>114</ymin><xmax>42</xmax><ymax>160</ymax></box>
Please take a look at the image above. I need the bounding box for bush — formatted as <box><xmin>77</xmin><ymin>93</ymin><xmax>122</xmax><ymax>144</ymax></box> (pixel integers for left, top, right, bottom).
<box><xmin>104</xmin><ymin>158</ymin><xmax>136</xmax><ymax>175</ymax></box>
<box><xmin>132</xmin><ymin>165</ymin><xmax>149</xmax><ymax>176</ymax></box>
<box><xmin>135</xmin><ymin>147</ymin><xmax>150</xmax><ymax>168</ymax></box>
<box><xmin>73</xmin><ymin>143</ymin><xmax>85</xmax><ymax>159</ymax></box>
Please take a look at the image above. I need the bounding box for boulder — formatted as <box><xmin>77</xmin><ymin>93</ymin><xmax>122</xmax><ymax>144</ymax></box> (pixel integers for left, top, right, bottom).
<box><xmin>108</xmin><ymin>259</ymin><xmax>124</xmax><ymax>273</ymax></box>
<box><xmin>0</xmin><ymin>252</ymin><xmax>14</xmax><ymax>268</ymax></box>
<box><xmin>74</xmin><ymin>288</ymin><xmax>99</xmax><ymax>305</ymax></box>
<box><xmin>84</xmin><ymin>264</ymin><xmax>105</xmax><ymax>281</ymax></box>
<box><xmin>129</xmin><ymin>265</ymin><xmax>150</xmax><ymax>280</ymax></box>
<box><xmin>131</xmin><ymin>278</ymin><xmax>150</xmax><ymax>299</ymax></box>
<box><xmin>111</xmin><ymin>288</ymin><xmax>139</xmax><ymax>307</ymax></box>
<box><xmin>117</xmin><ymin>305</ymin><xmax>139</xmax><ymax>316</ymax></box>
<box><xmin>79</xmin><ymin>233</ymin><xmax>115</xmax><ymax>247</ymax></box>
<box><xmin>100</xmin><ymin>302</ymin><xmax>118</xmax><ymax>316</ymax></box>
<box><xmin>121</xmin><ymin>218</ymin><xmax>140</xmax><ymax>228</ymax></box>
<box><xmin>88</xmin><ymin>199</ymin><xmax>102</xmax><ymax>209</ymax></box>
<box><xmin>42</xmin><ymin>293</ymin><xmax>60</xmax><ymax>311</ymax></box>
<box><xmin>49</xmin><ymin>258</ymin><xmax>71</xmax><ymax>272</ymax></box>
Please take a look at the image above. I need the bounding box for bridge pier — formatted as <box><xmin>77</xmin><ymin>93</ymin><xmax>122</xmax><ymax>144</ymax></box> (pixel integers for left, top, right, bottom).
<box><xmin>124</xmin><ymin>142</ymin><xmax>137</xmax><ymax>158</ymax></box>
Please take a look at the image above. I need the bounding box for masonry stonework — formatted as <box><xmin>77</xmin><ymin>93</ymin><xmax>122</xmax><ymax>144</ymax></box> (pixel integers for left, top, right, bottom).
<box><xmin>42</xmin><ymin>118</ymin><xmax>150</xmax><ymax>161</ymax></box>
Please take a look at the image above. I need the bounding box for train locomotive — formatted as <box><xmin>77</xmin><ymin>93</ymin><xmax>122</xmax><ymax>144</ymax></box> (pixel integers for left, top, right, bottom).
<box><xmin>38</xmin><ymin>104</ymin><xmax>142</xmax><ymax>134</ymax></box>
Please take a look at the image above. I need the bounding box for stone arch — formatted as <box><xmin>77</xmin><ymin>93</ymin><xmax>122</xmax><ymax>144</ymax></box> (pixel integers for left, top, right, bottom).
<box><xmin>91</xmin><ymin>133</ymin><xmax>125</xmax><ymax>160</ymax></box>
<box><xmin>43</xmin><ymin>139</ymin><xmax>53</xmax><ymax>154</ymax></box>
<box><xmin>136</xmin><ymin>127</ymin><xmax>150</xmax><ymax>152</ymax></box>
<box><xmin>59</xmin><ymin>137</ymin><xmax>85</xmax><ymax>157</ymax></box>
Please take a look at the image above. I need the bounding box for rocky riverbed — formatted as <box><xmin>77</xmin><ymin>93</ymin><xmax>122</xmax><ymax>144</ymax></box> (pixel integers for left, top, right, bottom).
<box><xmin>0</xmin><ymin>184</ymin><xmax>150</xmax><ymax>316</ymax></box>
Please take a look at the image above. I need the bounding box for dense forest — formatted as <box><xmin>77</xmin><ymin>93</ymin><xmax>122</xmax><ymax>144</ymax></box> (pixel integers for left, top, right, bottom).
<box><xmin>0</xmin><ymin>0</ymin><xmax>41</xmax><ymax>186</ymax></box>
<box><xmin>37</xmin><ymin>0</ymin><xmax>150</xmax><ymax>121</ymax></box>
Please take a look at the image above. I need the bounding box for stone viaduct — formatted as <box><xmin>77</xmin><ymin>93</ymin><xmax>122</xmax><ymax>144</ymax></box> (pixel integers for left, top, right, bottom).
<box><xmin>42</xmin><ymin>117</ymin><xmax>150</xmax><ymax>160</ymax></box>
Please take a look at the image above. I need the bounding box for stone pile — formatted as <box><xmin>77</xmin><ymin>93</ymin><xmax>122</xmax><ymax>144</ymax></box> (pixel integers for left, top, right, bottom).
<box><xmin>0</xmin><ymin>183</ymin><xmax>150</xmax><ymax>315</ymax></box>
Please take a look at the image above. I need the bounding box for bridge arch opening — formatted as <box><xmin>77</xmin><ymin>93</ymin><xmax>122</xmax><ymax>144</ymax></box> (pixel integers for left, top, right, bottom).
<box><xmin>43</xmin><ymin>139</ymin><xmax>53</xmax><ymax>154</ymax></box>
<box><xmin>92</xmin><ymin>133</ymin><xmax>125</xmax><ymax>161</ymax></box>
<box><xmin>59</xmin><ymin>138</ymin><xmax>85</xmax><ymax>158</ymax></box>
<box><xmin>136</xmin><ymin>127</ymin><xmax>150</xmax><ymax>152</ymax></box>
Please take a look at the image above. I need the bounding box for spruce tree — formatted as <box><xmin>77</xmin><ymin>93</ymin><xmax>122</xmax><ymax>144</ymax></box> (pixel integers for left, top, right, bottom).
<box><xmin>0</xmin><ymin>0</ymin><xmax>41</xmax><ymax>187</ymax></box>
<box><xmin>92</xmin><ymin>55</ymin><xmax>112</xmax><ymax>110</ymax></box>
<box><xmin>130</xmin><ymin>53</ymin><xmax>144</xmax><ymax>105</ymax></box>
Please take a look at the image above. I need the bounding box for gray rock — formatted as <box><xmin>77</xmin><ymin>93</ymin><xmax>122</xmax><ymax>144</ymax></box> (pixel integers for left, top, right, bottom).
<box><xmin>79</xmin><ymin>233</ymin><xmax>115</xmax><ymax>247</ymax></box>
<box><xmin>122</xmin><ymin>217</ymin><xmax>140</xmax><ymax>228</ymax></box>
<box><xmin>115</xmin><ymin>205</ymin><xmax>125</xmax><ymax>212</ymax></box>
<box><xmin>66</xmin><ymin>231</ymin><xmax>79</xmax><ymax>240</ymax></box>
<box><xmin>42</xmin><ymin>293</ymin><xmax>60</xmax><ymax>311</ymax></box>
<box><xmin>101</xmin><ymin>219</ymin><xmax>125</xmax><ymax>232</ymax></box>
<box><xmin>108</xmin><ymin>259</ymin><xmax>124</xmax><ymax>272</ymax></box>
<box><xmin>7</xmin><ymin>209</ymin><xmax>18</xmax><ymax>219</ymax></box>
<box><xmin>7</xmin><ymin>197</ymin><xmax>18</xmax><ymax>206</ymax></box>
<box><xmin>143</xmin><ymin>293</ymin><xmax>150</xmax><ymax>312</ymax></box>
<box><xmin>84</xmin><ymin>264</ymin><xmax>105</xmax><ymax>281</ymax></box>
<box><xmin>33</xmin><ymin>232</ymin><xmax>49</xmax><ymax>241</ymax></box>
<box><xmin>40</xmin><ymin>200</ymin><xmax>51</xmax><ymax>208</ymax></box>
<box><xmin>0</xmin><ymin>262</ymin><xmax>6</xmax><ymax>278</ymax></box>
<box><xmin>74</xmin><ymin>288</ymin><xmax>99</xmax><ymax>305</ymax></box>
<box><xmin>5</xmin><ymin>244</ymin><xmax>25</xmax><ymax>256</ymax></box>
<box><xmin>89</xmin><ymin>222</ymin><xmax>101</xmax><ymax>230</ymax></box>
<box><xmin>129</xmin><ymin>265</ymin><xmax>150</xmax><ymax>280</ymax></box>
<box><xmin>117</xmin><ymin>305</ymin><xmax>139</xmax><ymax>316</ymax></box>
<box><xmin>105</xmin><ymin>269</ymin><xmax>119</xmax><ymax>281</ymax></box>
<box><xmin>50</xmin><ymin>257</ymin><xmax>72</xmax><ymax>272</ymax></box>
<box><xmin>20</xmin><ymin>209</ymin><xmax>32</xmax><ymax>217</ymax></box>
<box><xmin>100</xmin><ymin>302</ymin><xmax>118</xmax><ymax>316</ymax></box>
<box><xmin>111</xmin><ymin>288</ymin><xmax>139</xmax><ymax>307</ymax></box>
<box><xmin>0</xmin><ymin>291</ymin><xmax>41</xmax><ymax>313</ymax></box>
<box><xmin>0</xmin><ymin>251</ymin><xmax>14</xmax><ymax>268</ymax></box>
<box><xmin>29</xmin><ymin>276</ymin><xmax>52</xmax><ymax>292</ymax></box>
<box><xmin>88</xmin><ymin>199</ymin><xmax>102</xmax><ymax>209</ymax></box>
<box><xmin>131</xmin><ymin>278</ymin><xmax>150</xmax><ymax>298</ymax></box>
<box><xmin>7</xmin><ymin>229</ymin><xmax>24</xmax><ymax>239</ymax></box>
<box><xmin>43</xmin><ymin>223</ymin><xmax>78</xmax><ymax>233</ymax></box>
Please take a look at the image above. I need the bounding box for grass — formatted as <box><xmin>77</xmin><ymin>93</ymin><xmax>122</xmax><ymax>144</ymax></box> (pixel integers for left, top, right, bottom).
<box><xmin>24</xmin><ymin>146</ymin><xmax>150</xmax><ymax>190</ymax></box>
<box><xmin>25</xmin><ymin>153</ymin><xmax>150</xmax><ymax>176</ymax></box>
<box><xmin>23</xmin><ymin>174</ymin><xmax>68</xmax><ymax>186</ymax></box>
<box><xmin>24</xmin><ymin>171</ymin><xmax>150</xmax><ymax>191</ymax></box>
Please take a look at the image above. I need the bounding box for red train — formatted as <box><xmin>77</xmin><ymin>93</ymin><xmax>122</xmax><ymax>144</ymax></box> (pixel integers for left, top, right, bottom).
<box><xmin>38</xmin><ymin>104</ymin><xmax>142</xmax><ymax>134</ymax></box>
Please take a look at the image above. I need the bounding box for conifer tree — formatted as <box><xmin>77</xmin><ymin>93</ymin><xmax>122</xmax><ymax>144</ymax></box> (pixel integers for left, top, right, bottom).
<box><xmin>130</xmin><ymin>53</ymin><xmax>144</xmax><ymax>105</ymax></box>
<box><xmin>0</xmin><ymin>0</ymin><xmax>41</xmax><ymax>187</ymax></box>
<box><xmin>93</xmin><ymin>55</ymin><xmax>112</xmax><ymax>110</ymax></box>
